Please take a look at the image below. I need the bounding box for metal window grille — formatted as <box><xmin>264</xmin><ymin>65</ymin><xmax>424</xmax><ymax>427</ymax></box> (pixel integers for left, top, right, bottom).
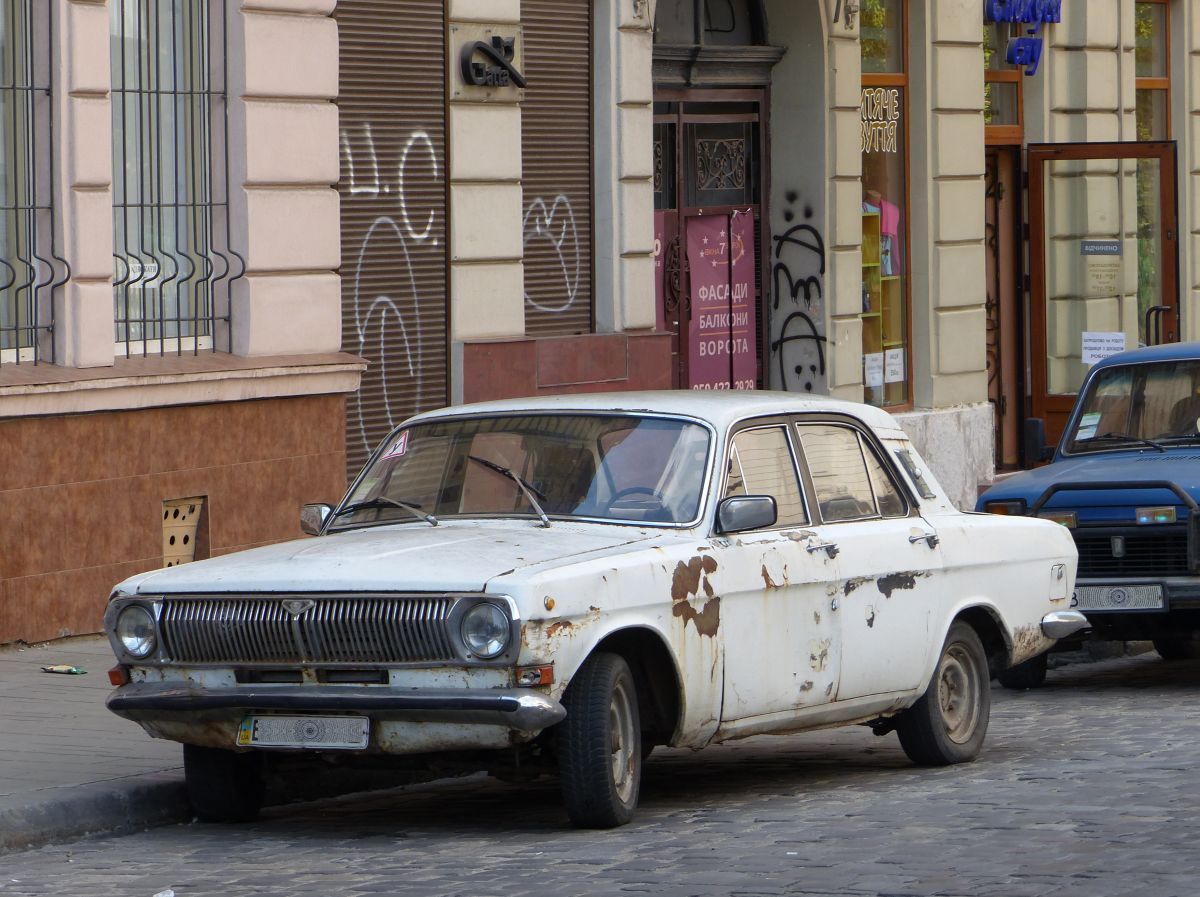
<box><xmin>111</xmin><ymin>0</ymin><xmax>242</xmax><ymax>358</ymax></box>
<box><xmin>0</xmin><ymin>0</ymin><xmax>68</xmax><ymax>364</ymax></box>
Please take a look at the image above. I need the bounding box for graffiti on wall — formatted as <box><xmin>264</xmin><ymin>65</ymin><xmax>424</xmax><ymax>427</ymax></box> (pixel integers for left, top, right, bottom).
<box><xmin>770</xmin><ymin>193</ymin><xmax>828</xmax><ymax>394</ymax></box>
<box><xmin>523</xmin><ymin>194</ymin><xmax>581</xmax><ymax>314</ymax></box>
<box><xmin>339</xmin><ymin>124</ymin><xmax>443</xmax><ymax>462</ymax></box>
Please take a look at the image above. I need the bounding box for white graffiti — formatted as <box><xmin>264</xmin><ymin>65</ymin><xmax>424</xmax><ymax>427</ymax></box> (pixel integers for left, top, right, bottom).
<box><xmin>340</xmin><ymin>125</ymin><xmax>443</xmax><ymax>459</ymax></box>
<box><xmin>522</xmin><ymin>194</ymin><xmax>580</xmax><ymax>314</ymax></box>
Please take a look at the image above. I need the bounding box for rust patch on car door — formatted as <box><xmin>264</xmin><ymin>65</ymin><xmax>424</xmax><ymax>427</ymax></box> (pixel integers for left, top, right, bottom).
<box><xmin>670</xmin><ymin>555</ymin><xmax>721</xmax><ymax>637</ymax></box>
<box><xmin>876</xmin><ymin>571</ymin><xmax>930</xmax><ymax>598</ymax></box>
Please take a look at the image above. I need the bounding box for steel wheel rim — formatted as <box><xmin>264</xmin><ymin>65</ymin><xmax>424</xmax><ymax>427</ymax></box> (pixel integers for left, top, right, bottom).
<box><xmin>608</xmin><ymin>678</ymin><xmax>637</xmax><ymax>804</ymax></box>
<box><xmin>937</xmin><ymin>643</ymin><xmax>981</xmax><ymax>744</ymax></box>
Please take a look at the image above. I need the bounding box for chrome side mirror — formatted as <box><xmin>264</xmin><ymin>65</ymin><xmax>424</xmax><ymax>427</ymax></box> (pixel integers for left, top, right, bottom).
<box><xmin>716</xmin><ymin>495</ymin><xmax>777</xmax><ymax>534</ymax></box>
<box><xmin>300</xmin><ymin>503</ymin><xmax>333</xmax><ymax>536</ymax></box>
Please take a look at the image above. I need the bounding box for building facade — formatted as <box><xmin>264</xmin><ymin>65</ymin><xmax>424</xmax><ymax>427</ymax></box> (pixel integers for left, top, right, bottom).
<box><xmin>1</xmin><ymin>0</ymin><xmax>1196</xmax><ymax>642</ymax></box>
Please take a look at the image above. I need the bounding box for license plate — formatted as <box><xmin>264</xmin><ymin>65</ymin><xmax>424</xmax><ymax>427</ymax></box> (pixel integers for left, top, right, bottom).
<box><xmin>1071</xmin><ymin>584</ymin><xmax>1164</xmax><ymax>611</ymax></box>
<box><xmin>236</xmin><ymin>715</ymin><xmax>369</xmax><ymax>750</ymax></box>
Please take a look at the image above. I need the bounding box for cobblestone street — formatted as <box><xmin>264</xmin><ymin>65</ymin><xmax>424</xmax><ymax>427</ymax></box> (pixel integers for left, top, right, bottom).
<box><xmin>3</xmin><ymin>652</ymin><xmax>1197</xmax><ymax>897</ymax></box>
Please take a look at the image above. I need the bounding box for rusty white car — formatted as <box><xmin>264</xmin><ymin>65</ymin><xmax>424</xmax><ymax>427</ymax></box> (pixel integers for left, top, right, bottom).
<box><xmin>103</xmin><ymin>392</ymin><xmax>1085</xmax><ymax>828</ymax></box>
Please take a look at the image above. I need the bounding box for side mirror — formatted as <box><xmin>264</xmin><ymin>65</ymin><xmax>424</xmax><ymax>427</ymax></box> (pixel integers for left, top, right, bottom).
<box><xmin>716</xmin><ymin>495</ymin><xmax>777</xmax><ymax>534</ymax></box>
<box><xmin>1023</xmin><ymin>418</ymin><xmax>1054</xmax><ymax>464</ymax></box>
<box><xmin>300</xmin><ymin>503</ymin><xmax>333</xmax><ymax>536</ymax></box>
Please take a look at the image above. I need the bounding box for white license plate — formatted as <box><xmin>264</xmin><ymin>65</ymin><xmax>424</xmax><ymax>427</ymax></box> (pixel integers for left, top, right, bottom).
<box><xmin>236</xmin><ymin>715</ymin><xmax>369</xmax><ymax>750</ymax></box>
<box><xmin>1072</xmin><ymin>584</ymin><xmax>1164</xmax><ymax>611</ymax></box>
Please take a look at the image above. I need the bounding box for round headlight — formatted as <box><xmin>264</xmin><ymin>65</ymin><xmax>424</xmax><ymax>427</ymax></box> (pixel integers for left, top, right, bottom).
<box><xmin>460</xmin><ymin>603</ymin><xmax>510</xmax><ymax>659</ymax></box>
<box><xmin>116</xmin><ymin>605</ymin><xmax>157</xmax><ymax>659</ymax></box>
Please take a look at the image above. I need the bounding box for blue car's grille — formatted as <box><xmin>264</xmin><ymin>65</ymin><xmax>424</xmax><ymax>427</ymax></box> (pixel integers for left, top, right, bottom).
<box><xmin>1074</xmin><ymin>528</ymin><xmax>1189</xmax><ymax>579</ymax></box>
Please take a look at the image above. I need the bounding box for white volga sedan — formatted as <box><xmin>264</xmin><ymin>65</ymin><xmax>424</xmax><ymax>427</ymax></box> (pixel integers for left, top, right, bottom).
<box><xmin>104</xmin><ymin>392</ymin><xmax>1084</xmax><ymax>828</ymax></box>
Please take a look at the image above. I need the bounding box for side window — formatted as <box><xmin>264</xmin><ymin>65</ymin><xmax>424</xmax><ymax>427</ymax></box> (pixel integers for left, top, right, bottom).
<box><xmin>723</xmin><ymin>427</ymin><xmax>808</xmax><ymax>527</ymax></box>
<box><xmin>796</xmin><ymin>423</ymin><xmax>907</xmax><ymax>522</ymax></box>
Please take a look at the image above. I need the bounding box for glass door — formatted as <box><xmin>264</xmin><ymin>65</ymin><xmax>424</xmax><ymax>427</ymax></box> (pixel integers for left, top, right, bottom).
<box><xmin>1028</xmin><ymin>141</ymin><xmax>1178</xmax><ymax>444</ymax></box>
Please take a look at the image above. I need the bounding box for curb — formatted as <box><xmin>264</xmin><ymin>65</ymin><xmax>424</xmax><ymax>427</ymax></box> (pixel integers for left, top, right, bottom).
<box><xmin>0</xmin><ymin>772</ymin><xmax>190</xmax><ymax>853</ymax></box>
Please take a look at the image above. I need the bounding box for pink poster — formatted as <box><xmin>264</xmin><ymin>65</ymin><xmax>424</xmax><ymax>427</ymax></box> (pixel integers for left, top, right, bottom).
<box><xmin>654</xmin><ymin>211</ymin><xmax>667</xmax><ymax>333</ymax></box>
<box><xmin>685</xmin><ymin>212</ymin><xmax>757</xmax><ymax>390</ymax></box>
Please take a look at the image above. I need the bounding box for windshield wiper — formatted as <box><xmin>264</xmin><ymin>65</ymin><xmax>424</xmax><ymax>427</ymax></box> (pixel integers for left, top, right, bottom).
<box><xmin>1087</xmin><ymin>432</ymin><xmax>1167</xmax><ymax>453</ymax></box>
<box><xmin>468</xmin><ymin>455</ymin><xmax>551</xmax><ymax>528</ymax></box>
<box><xmin>333</xmin><ymin>496</ymin><xmax>438</xmax><ymax>526</ymax></box>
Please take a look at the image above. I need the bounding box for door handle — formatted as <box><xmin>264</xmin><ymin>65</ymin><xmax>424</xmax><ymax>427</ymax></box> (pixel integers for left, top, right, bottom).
<box><xmin>909</xmin><ymin>532</ymin><xmax>939</xmax><ymax>549</ymax></box>
<box><xmin>806</xmin><ymin>541</ymin><xmax>840</xmax><ymax>559</ymax></box>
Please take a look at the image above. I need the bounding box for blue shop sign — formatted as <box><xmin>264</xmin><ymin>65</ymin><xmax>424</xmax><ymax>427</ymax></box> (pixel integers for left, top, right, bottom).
<box><xmin>986</xmin><ymin>0</ymin><xmax>1061</xmax><ymax>76</ymax></box>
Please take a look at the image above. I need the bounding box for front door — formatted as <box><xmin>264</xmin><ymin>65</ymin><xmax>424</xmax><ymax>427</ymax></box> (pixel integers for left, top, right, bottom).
<box><xmin>654</xmin><ymin>90</ymin><xmax>766</xmax><ymax>390</ymax></box>
<box><xmin>1028</xmin><ymin>141</ymin><xmax>1180</xmax><ymax>444</ymax></box>
<box><xmin>714</xmin><ymin>421</ymin><xmax>840</xmax><ymax>724</ymax></box>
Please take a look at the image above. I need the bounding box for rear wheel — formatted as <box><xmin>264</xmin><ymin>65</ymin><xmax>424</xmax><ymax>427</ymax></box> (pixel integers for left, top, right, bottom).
<box><xmin>997</xmin><ymin>652</ymin><xmax>1048</xmax><ymax>690</ymax></box>
<box><xmin>897</xmin><ymin>622</ymin><xmax>991</xmax><ymax>766</ymax></box>
<box><xmin>183</xmin><ymin>744</ymin><xmax>265</xmax><ymax>823</ymax></box>
<box><xmin>1153</xmin><ymin>635</ymin><xmax>1200</xmax><ymax>661</ymax></box>
<box><xmin>558</xmin><ymin>652</ymin><xmax>641</xmax><ymax>829</ymax></box>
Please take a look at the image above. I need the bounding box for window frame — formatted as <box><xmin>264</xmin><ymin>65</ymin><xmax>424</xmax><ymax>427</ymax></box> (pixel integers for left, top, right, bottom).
<box><xmin>983</xmin><ymin>18</ymin><xmax>1023</xmax><ymax>145</ymax></box>
<box><xmin>791</xmin><ymin>414</ymin><xmax>915</xmax><ymax>525</ymax></box>
<box><xmin>109</xmin><ymin>0</ymin><xmax>239</xmax><ymax>359</ymax></box>
<box><xmin>1134</xmin><ymin>0</ymin><xmax>1170</xmax><ymax>141</ymax></box>
<box><xmin>859</xmin><ymin>0</ymin><xmax>914</xmax><ymax>412</ymax></box>
<box><xmin>717</xmin><ymin>416</ymin><xmax>812</xmax><ymax>532</ymax></box>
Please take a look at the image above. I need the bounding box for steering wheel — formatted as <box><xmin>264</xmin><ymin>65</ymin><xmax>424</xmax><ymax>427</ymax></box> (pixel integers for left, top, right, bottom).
<box><xmin>606</xmin><ymin>486</ymin><xmax>667</xmax><ymax>509</ymax></box>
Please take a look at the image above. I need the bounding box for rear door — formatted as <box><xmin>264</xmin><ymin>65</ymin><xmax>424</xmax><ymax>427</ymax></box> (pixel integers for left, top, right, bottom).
<box><xmin>792</xmin><ymin>418</ymin><xmax>943</xmax><ymax>701</ymax></box>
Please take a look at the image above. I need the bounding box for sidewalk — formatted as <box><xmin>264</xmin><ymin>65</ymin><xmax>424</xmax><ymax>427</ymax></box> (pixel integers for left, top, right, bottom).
<box><xmin>0</xmin><ymin>636</ymin><xmax>190</xmax><ymax>852</ymax></box>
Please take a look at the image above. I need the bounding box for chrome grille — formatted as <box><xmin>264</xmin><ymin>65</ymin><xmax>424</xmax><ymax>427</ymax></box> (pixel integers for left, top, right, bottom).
<box><xmin>159</xmin><ymin>596</ymin><xmax>458</xmax><ymax>665</ymax></box>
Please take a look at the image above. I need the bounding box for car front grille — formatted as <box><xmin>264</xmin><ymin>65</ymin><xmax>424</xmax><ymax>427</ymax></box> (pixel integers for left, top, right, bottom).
<box><xmin>159</xmin><ymin>595</ymin><xmax>458</xmax><ymax>665</ymax></box>
<box><xmin>1074</xmin><ymin>528</ymin><xmax>1190</xmax><ymax>579</ymax></box>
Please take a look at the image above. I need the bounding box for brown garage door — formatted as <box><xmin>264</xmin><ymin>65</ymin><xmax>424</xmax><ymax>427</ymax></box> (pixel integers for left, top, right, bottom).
<box><xmin>521</xmin><ymin>0</ymin><xmax>594</xmax><ymax>337</ymax></box>
<box><xmin>336</xmin><ymin>0</ymin><xmax>449</xmax><ymax>477</ymax></box>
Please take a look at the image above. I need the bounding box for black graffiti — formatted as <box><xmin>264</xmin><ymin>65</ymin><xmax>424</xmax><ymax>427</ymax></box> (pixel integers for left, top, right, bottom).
<box><xmin>770</xmin><ymin>196</ymin><xmax>828</xmax><ymax>393</ymax></box>
<box><xmin>771</xmin><ymin>312</ymin><xmax>827</xmax><ymax>394</ymax></box>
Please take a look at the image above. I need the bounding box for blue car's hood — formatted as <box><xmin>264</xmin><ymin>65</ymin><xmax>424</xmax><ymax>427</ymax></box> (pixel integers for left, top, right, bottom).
<box><xmin>978</xmin><ymin>449</ymin><xmax>1200</xmax><ymax>518</ymax></box>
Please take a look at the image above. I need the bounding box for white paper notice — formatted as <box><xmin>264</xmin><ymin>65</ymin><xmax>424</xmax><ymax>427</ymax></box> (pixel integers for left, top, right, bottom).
<box><xmin>1082</xmin><ymin>331</ymin><xmax>1126</xmax><ymax>365</ymax></box>
<box><xmin>884</xmin><ymin>348</ymin><xmax>905</xmax><ymax>384</ymax></box>
<box><xmin>864</xmin><ymin>352</ymin><xmax>885</xmax><ymax>388</ymax></box>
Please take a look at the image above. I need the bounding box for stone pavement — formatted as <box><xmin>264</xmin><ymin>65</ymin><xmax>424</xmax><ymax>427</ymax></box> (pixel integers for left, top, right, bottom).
<box><xmin>0</xmin><ymin>649</ymin><xmax>1198</xmax><ymax>896</ymax></box>
<box><xmin>0</xmin><ymin>637</ymin><xmax>188</xmax><ymax>851</ymax></box>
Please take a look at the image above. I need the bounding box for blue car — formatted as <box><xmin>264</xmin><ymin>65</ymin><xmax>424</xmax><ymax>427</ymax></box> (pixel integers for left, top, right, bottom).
<box><xmin>978</xmin><ymin>342</ymin><xmax>1200</xmax><ymax>686</ymax></box>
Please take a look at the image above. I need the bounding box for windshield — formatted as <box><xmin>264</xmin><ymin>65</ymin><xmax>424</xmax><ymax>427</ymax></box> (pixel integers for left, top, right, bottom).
<box><xmin>333</xmin><ymin>414</ymin><xmax>712</xmax><ymax>529</ymax></box>
<box><xmin>1066</xmin><ymin>360</ymin><xmax>1200</xmax><ymax>454</ymax></box>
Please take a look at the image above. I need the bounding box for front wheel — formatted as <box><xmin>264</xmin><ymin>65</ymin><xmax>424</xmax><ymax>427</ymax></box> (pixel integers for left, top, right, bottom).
<box><xmin>896</xmin><ymin>622</ymin><xmax>991</xmax><ymax>766</ymax></box>
<box><xmin>997</xmin><ymin>651</ymin><xmax>1048</xmax><ymax>690</ymax></box>
<box><xmin>558</xmin><ymin>652</ymin><xmax>641</xmax><ymax>828</ymax></box>
<box><xmin>184</xmin><ymin>744</ymin><xmax>265</xmax><ymax>823</ymax></box>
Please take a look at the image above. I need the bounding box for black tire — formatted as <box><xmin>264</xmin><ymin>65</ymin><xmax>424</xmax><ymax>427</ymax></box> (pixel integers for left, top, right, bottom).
<box><xmin>896</xmin><ymin>621</ymin><xmax>991</xmax><ymax>766</ymax></box>
<box><xmin>184</xmin><ymin>744</ymin><xmax>265</xmax><ymax>823</ymax></box>
<box><xmin>1153</xmin><ymin>635</ymin><xmax>1200</xmax><ymax>661</ymax></box>
<box><xmin>558</xmin><ymin>652</ymin><xmax>642</xmax><ymax>829</ymax></box>
<box><xmin>997</xmin><ymin>652</ymin><xmax>1048</xmax><ymax>690</ymax></box>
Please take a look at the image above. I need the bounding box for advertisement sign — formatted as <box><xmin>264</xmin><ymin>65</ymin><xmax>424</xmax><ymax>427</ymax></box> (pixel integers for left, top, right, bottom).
<box><xmin>685</xmin><ymin>212</ymin><xmax>757</xmax><ymax>390</ymax></box>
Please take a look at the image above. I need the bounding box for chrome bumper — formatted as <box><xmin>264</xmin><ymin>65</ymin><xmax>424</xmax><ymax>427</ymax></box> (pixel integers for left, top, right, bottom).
<box><xmin>1041</xmin><ymin>610</ymin><xmax>1090</xmax><ymax>640</ymax></box>
<box><xmin>108</xmin><ymin>682</ymin><xmax>566</xmax><ymax>732</ymax></box>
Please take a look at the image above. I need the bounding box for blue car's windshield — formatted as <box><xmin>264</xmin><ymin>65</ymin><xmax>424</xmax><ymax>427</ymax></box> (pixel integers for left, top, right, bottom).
<box><xmin>333</xmin><ymin>414</ymin><xmax>712</xmax><ymax>529</ymax></box>
<box><xmin>1066</xmin><ymin>361</ymin><xmax>1200</xmax><ymax>454</ymax></box>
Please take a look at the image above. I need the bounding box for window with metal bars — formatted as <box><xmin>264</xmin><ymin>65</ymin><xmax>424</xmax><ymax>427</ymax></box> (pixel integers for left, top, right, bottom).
<box><xmin>110</xmin><ymin>0</ymin><xmax>240</xmax><ymax>357</ymax></box>
<box><xmin>1</xmin><ymin>0</ymin><xmax>66</xmax><ymax>364</ymax></box>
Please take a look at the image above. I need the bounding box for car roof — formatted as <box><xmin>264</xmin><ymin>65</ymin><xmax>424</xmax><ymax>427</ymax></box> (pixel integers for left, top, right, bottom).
<box><xmin>1092</xmin><ymin>341</ymin><xmax>1200</xmax><ymax>370</ymax></box>
<box><xmin>406</xmin><ymin>390</ymin><xmax>907</xmax><ymax>436</ymax></box>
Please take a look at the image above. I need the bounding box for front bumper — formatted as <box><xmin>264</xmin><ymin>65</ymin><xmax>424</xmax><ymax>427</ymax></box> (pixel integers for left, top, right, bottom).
<box><xmin>108</xmin><ymin>682</ymin><xmax>566</xmax><ymax>732</ymax></box>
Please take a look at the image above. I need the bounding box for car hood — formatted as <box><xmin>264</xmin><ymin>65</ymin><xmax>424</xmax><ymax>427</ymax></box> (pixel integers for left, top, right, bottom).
<box><xmin>978</xmin><ymin>449</ymin><xmax>1200</xmax><ymax>511</ymax></box>
<box><xmin>117</xmin><ymin>520</ymin><xmax>683</xmax><ymax>595</ymax></box>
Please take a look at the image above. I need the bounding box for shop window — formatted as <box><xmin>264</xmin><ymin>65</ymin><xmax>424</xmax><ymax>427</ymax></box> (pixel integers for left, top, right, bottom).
<box><xmin>110</xmin><ymin>0</ymin><xmax>239</xmax><ymax>358</ymax></box>
<box><xmin>1135</xmin><ymin>0</ymin><xmax>1169</xmax><ymax>141</ymax></box>
<box><xmin>983</xmin><ymin>18</ymin><xmax>1022</xmax><ymax>141</ymax></box>
<box><xmin>1</xmin><ymin>0</ymin><xmax>59</xmax><ymax>364</ymax></box>
<box><xmin>860</xmin><ymin>0</ymin><xmax>910</xmax><ymax>408</ymax></box>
